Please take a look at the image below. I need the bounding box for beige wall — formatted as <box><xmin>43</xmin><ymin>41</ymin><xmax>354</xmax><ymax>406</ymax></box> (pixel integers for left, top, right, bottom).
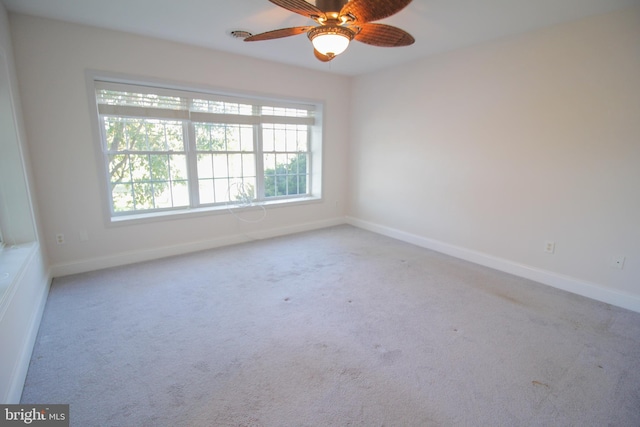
<box><xmin>349</xmin><ymin>6</ymin><xmax>640</xmax><ymax>309</ymax></box>
<box><xmin>10</xmin><ymin>14</ymin><xmax>351</xmax><ymax>274</ymax></box>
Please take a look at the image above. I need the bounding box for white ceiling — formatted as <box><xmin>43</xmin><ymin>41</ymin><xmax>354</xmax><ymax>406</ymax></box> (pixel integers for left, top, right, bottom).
<box><xmin>2</xmin><ymin>0</ymin><xmax>638</xmax><ymax>76</ymax></box>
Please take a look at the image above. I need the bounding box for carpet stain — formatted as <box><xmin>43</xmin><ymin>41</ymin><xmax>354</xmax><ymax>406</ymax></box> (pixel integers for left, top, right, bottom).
<box><xmin>168</xmin><ymin>383</ymin><xmax>186</xmax><ymax>407</ymax></box>
<box><xmin>492</xmin><ymin>291</ymin><xmax>526</xmax><ymax>306</ymax></box>
<box><xmin>340</xmin><ymin>367</ymin><xmax>363</xmax><ymax>381</ymax></box>
<box><xmin>374</xmin><ymin>344</ymin><xmax>403</xmax><ymax>365</ymax></box>
<box><xmin>313</xmin><ymin>342</ymin><xmax>329</xmax><ymax>351</ymax></box>
<box><xmin>382</xmin><ymin>349</ymin><xmax>403</xmax><ymax>365</ymax></box>
<box><xmin>193</xmin><ymin>360</ymin><xmax>210</xmax><ymax>373</ymax></box>
<box><xmin>532</xmin><ymin>380</ymin><xmax>550</xmax><ymax>388</ymax></box>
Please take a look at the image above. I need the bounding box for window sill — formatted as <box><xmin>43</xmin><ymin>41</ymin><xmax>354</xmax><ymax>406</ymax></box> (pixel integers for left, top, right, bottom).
<box><xmin>108</xmin><ymin>196</ymin><xmax>322</xmax><ymax>226</ymax></box>
<box><xmin>0</xmin><ymin>242</ymin><xmax>38</xmax><ymax>320</ymax></box>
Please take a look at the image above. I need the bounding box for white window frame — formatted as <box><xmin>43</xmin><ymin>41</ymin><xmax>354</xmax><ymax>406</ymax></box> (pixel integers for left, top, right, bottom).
<box><xmin>87</xmin><ymin>73</ymin><xmax>323</xmax><ymax>224</ymax></box>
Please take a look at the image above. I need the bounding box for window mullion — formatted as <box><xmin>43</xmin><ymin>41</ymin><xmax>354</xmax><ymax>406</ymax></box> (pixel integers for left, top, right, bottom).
<box><xmin>305</xmin><ymin>128</ymin><xmax>312</xmax><ymax>197</ymax></box>
<box><xmin>185</xmin><ymin>119</ymin><xmax>200</xmax><ymax>208</ymax></box>
<box><xmin>99</xmin><ymin>116</ymin><xmax>117</xmax><ymax>216</ymax></box>
<box><xmin>254</xmin><ymin>123</ymin><xmax>265</xmax><ymax>202</ymax></box>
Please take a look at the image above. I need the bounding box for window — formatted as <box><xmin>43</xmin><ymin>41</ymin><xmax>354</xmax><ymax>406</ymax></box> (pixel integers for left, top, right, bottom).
<box><xmin>91</xmin><ymin>80</ymin><xmax>322</xmax><ymax>220</ymax></box>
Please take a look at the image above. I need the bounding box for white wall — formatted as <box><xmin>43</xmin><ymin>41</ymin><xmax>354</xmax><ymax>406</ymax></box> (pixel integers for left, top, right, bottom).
<box><xmin>0</xmin><ymin>3</ymin><xmax>50</xmax><ymax>403</ymax></box>
<box><xmin>348</xmin><ymin>6</ymin><xmax>640</xmax><ymax>311</ymax></box>
<box><xmin>9</xmin><ymin>14</ymin><xmax>350</xmax><ymax>275</ymax></box>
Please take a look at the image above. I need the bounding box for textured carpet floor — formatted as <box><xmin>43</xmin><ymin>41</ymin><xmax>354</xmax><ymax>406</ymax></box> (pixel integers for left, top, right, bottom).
<box><xmin>21</xmin><ymin>225</ymin><xmax>640</xmax><ymax>426</ymax></box>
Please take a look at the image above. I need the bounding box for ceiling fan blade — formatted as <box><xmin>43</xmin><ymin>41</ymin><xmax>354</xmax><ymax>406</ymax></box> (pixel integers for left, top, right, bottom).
<box><xmin>244</xmin><ymin>26</ymin><xmax>313</xmax><ymax>42</ymax></box>
<box><xmin>268</xmin><ymin>0</ymin><xmax>326</xmax><ymax>19</ymax></box>
<box><xmin>340</xmin><ymin>0</ymin><xmax>412</xmax><ymax>23</ymax></box>
<box><xmin>353</xmin><ymin>23</ymin><xmax>415</xmax><ymax>47</ymax></box>
<box><xmin>314</xmin><ymin>49</ymin><xmax>335</xmax><ymax>62</ymax></box>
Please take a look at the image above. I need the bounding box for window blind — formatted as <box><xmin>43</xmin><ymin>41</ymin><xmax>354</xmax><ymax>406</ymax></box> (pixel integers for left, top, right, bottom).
<box><xmin>95</xmin><ymin>81</ymin><xmax>315</xmax><ymax>126</ymax></box>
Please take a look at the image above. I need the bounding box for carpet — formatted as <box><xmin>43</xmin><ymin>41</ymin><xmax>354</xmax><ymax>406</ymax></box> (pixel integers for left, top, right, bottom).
<box><xmin>20</xmin><ymin>225</ymin><xmax>640</xmax><ymax>426</ymax></box>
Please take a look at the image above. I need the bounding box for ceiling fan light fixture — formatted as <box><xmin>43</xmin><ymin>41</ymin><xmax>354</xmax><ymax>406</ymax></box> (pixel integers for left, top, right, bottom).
<box><xmin>308</xmin><ymin>26</ymin><xmax>354</xmax><ymax>57</ymax></box>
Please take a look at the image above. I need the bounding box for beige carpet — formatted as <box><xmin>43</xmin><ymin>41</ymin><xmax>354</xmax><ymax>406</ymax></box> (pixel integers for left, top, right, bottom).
<box><xmin>21</xmin><ymin>225</ymin><xmax>640</xmax><ymax>426</ymax></box>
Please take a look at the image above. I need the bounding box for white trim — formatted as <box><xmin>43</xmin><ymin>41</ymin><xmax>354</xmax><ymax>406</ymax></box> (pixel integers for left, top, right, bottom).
<box><xmin>0</xmin><ymin>245</ymin><xmax>51</xmax><ymax>403</ymax></box>
<box><xmin>5</xmin><ymin>274</ymin><xmax>50</xmax><ymax>403</ymax></box>
<box><xmin>346</xmin><ymin>216</ymin><xmax>640</xmax><ymax>314</ymax></box>
<box><xmin>0</xmin><ymin>243</ymin><xmax>38</xmax><ymax>322</ymax></box>
<box><xmin>50</xmin><ymin>217</ymin><xmax>346</xmax><ymax>277</ymax></box>
<box><xmin>87</xmin><ymin>71</ymin><xmax>322</xmax><ymax>222</ymax></box>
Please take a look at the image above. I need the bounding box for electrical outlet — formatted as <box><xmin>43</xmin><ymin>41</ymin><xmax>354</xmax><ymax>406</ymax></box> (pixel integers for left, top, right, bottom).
<box><xmin>544</xmin><ymin>241</ymin><xmax>555</xmax><ymax>254</ymax></box>
<box><xmin>56</xmin><ymin>233</ymin><xmax>65</xmax><ymax>245</ymax></box>
<box><xmin>610</xmin><ymin>256</ymin><xmax>625</xmax><ymax>270</ymax></box>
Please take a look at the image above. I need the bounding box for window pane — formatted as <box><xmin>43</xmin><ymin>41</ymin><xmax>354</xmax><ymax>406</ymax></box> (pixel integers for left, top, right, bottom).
<box><xmin>111</xmin><ymin>183</ymin><xmax>133</xmax><ymax>212</ymax></box>
<box><xmin>128</xmin><ymin>119</ymin><xmax>148</xmax><ymax>151</ymax></box>
<box><xmin>108</xmin><ymin>154</ymin><xmax>131</xmax><ymax>182</ymax></box>
<box><xmin>275</xmin><ymin>176</ymin><xmax>287</xmax><ymax>197</ymax></box>
<box><xmin>228</xmin><ymin>154</ymin><xmax>243</xmax><ymax>178</ymax></box>
<box><xmin>133</xmin><ymin>182</ymin><xmax>154</xmax><ymax>210</ymax></box>
<box><xmin>261</xmin><ymin>106</ymin><xmax>310</xmax><ymax>117</ymax></box>
<box><xmin>214</xmin><ymin>179</ymin><xmax>230</xmax><ymax>203</ymax></box>
<box><xmin>105</xmin><ymin>119</ymin><xmax>188</xmax><ymax>213</ymax></box>
<box><xmin>199</xmin><ymin>179</ymin><xmax>214</xmax><ymax>204</ymax></box>
<box><xmin>212</xmin><ymin>154</ymin><xmax>228</xmax><ymax>178</ymax></box>
<box><xmin>169</xmin><ymin>154</ymin><xmax>188</xmax><ymax>180</ymax></box>
<box><xmin>103</xmin><ymin>117</ymin><xmax>127</xmax><ymax>151</ymax></box>
<box><xmin>195</xmin><ymin>123</ymin><xmax>211</xmax><ymax>151</ymax></box>
<box><xmin>299</xmin><ymin>175</ymin><xmax>307</xmax><ymax>194</ymax></box>
<box><xmin>240</xmin><ymin>126</ymin><xmax>253</xmax><ymax>151</ymax></box>
<box><xmin>226</xmin><ymin>126</ymin><xmax>241</xmax><ymax>151</ymax></box>
<box><xmin>264</xmin><ymin>153</ymin><xmax>308</xmax><ymax>198</ymax></box>
<box><xmin>130</xmin><ymin>155</ymin><xmax>151</xmax><ymax>180</ymax></box>
<box><xmin>297</xmin><ymin>126</ymin><xmax>308</xmax><ymax>151</ymax></box>
<box><xmin>274</xmin><ymin>128</ymin><xmax>286</xmax><ymax>151</ymax></box>
<box><xmin>263</xmin><ymin>126</ymin><xmax>274</xmax><ymax>152</ymax></box>
<box><xmin>104</xmin><ymin>118</ymin><xmax>184</xmax><ymax>152</ymax></box>
<box><xmin>197</xmin><ymin>154</ymin><xmax>213</xmax><ymax>179</ymax></box>
<box><xmin>264</xmin><ymin>153</ymin><xmax>276</xmax><ymax>173</ymax></box>
<box><xmin>97</xmin><ymin>89</ymin><xmax>186</xmax><ymax>110</ymax></box>
<box><xmin>171</xmin><ymin>180</ymin><xmax>190</xmax><ymax>207</ymax></box>
<box><xmin>147</xmin><ymin>123</ymin><xmax>166</xmax><ymax>151</ymax></box>
<box><xmin>264</xmin><ymin>176</ymin><xmax>275</xmax><ymax>197</ymax></box>
<box><xmin>195</xmin><ymin>123</ymin><xmax>226</xmax><ymax>151</ymax></box>
<box><xmin>149</xmin><ymin>155</ymin><xmax>169</xmax><ymax>181</ymax></box>
<box><xmin>242</xmin><ymin>154</ymin><xmax>255</xmax><ymax>178</ymax></box>
<box><xmin>229</xmin><ymin>178</ymin><xmax>255</xmax><ymax>203</ymax></box>
<box><xmin>192</xmin><ymin>99</ymin><xmax>253</xmax><ymax>115</ymax></box>
<box><xmin>286</xmin><ymin>128</ymin><xmax>298</xmax><ymax>152</ymax></box>
<box><xmin>166</xmin><ymin>123</ymin><xmax>185</xmax><ymax>151</ymax></box>
<box><xmin>154</xmin><ymin>182</ymin><xmax>173</xmax><ymax>209</ymax></box>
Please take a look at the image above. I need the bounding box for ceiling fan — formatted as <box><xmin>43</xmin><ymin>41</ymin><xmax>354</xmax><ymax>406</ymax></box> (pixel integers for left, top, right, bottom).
<box><xmin>244</xmin><ymin>0</ymin><xmax>415</xmax><ymax>62</ymax></box>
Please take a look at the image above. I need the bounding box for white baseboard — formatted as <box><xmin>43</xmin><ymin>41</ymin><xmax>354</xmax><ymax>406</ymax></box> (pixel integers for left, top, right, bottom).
<box><xmin>50</xmin><ymin>217</ymin><xmax>347</xmax><ymax>277</ymax></box>
<box><xmin>346</xmin><ymin>216</ymin><xmax>640</xmax><ymax>313</ymax></box>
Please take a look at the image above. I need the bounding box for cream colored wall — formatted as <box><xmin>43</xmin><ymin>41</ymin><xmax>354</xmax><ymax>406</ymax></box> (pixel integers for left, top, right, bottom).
<box><xmin>10</xmin><ymin>14</ymin><xmax>350</xmax><ymax>274</ymax></box>
<box><xmin>348</xmin><ymin>7</ymin><xmax>640</xmax><ymax>309</ymax></box>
